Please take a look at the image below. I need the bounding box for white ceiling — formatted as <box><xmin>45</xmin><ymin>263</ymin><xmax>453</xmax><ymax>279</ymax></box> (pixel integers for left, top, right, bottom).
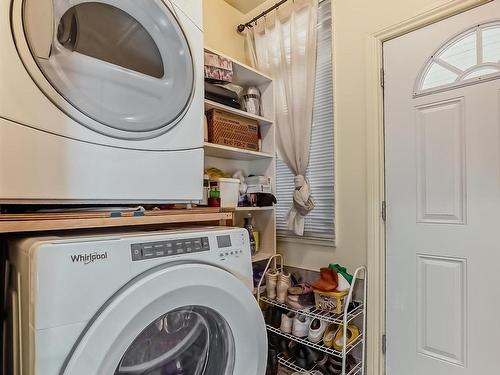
<box><xmin>224</xmin><ymin>0</ymin><xmax>268</xmax><ymax>14</ymax></box>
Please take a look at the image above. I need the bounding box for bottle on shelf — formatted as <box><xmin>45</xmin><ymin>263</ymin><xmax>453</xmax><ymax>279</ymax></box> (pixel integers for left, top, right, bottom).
<box><xmin>244</xmin><ymin>213</ymin><xmax>257</xmax><ymax>255</ymax></box>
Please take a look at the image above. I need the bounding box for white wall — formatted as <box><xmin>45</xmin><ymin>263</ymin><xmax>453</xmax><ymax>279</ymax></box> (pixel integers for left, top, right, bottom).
<box><xmin>204</xmin><ymin>0</ymin><xmax>468</xmax><ymax>272</ymax></box>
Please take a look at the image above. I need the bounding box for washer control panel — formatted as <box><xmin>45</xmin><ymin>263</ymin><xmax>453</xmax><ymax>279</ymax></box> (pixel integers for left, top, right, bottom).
<box><xmin>131</xmin><ymin>237</ymin><xmax>210</xmax><ymax>261</ymax></box>
<box><xmin>217</xmin><ymin>232</ymin><xmax>247</xmax><ymax>260</ymax></box>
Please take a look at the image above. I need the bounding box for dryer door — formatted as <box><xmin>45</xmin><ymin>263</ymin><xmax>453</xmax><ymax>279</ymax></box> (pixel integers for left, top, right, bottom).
<box><xmin>16</xmin><ymin>0</ymin><xmax>195</xmax><ymax>140</ymax></box>
<box><xmin>59</xmin><ymin>262</ymin><xmax>267</xmax><ymax>375</ymax></box>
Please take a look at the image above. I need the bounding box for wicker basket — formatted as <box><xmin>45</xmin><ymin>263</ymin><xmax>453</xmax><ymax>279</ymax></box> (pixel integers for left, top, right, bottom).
<box><xmin>313</xmin><ymin>289</ymin><xmax>349</xmax><ymax>314</ymax></box>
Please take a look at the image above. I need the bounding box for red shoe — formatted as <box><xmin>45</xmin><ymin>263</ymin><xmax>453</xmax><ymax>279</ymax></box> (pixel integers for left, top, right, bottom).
<box><xmin>311</xmin><ymin>268</ymin><xmax>338</xmax><ymax>292</ymax></box>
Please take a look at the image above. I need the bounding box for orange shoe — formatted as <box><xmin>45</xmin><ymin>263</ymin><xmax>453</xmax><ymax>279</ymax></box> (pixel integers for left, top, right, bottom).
<box><xmin>311</xmin><ymin>268</ymin><xmax>338</xmax><ymax>292</ymax></box>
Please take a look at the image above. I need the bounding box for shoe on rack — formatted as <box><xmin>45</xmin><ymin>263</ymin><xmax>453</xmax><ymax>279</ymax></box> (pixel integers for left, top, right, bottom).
<box><xmin>263</xmin><ymin>306</ymin><xmax>272</xmax><ymax>325</ymax></box>
<box><xmin>295</xmin><ymin>347</ymin><xmax>308</xmax><ymax>369</ymax></box>
<box><xmin>314</xmin><ymin>353</ymin><xmax>330</xmax><ymax>374</ymax></box>
<box><xmin>303</xmin><ymin>346</ymin><xmax>320</xmax><ymax>367</ymax></box>
<box><xmin>266</xmin><ymin>344</ymin><xmax>278</xmax><ymax>375</ymax></box>
<box><xmin>279</xmin><ymin>339</ymin><xmax>291</xmax><ymax>359</ymax></box>
<box><xmin>270</xmin><ymin>306</ymin><xmax>284</xmax><ymax>329</ymax></box>
<box><xmin>287</xmin><ymin>292</ymin><xmax>316</xmax><ymax>310</ymax></box>
<box><xmin>345</xmin><ymin>354</ymin><xmax>358</xmax><ymax>373</ymax></box>
<box><xmin>265</xmin><ymin>269</ymin><xmax>280</xmax><ymax>300</ymax></box>
<box><xmin>292</xmin><ymin>314</ymin><xmax>312</xmax><ymax>338</ymax></box>
<box><xmin>312</xmin><ymin>268</ymin><xmax>338</xmax><ymax>292</ymax></box>
<box><xmin>308</xmin><ymin>318</ymin><xmax>328</xmax><ymax>343</ymax></box>
<box><xmin>288</xmin><ymin>282</ymin><xmax>313</xmax><ymax>296</ymax></box>
<box><xmin>276</xmin><ymin>272</ymin><xmax>292</xmax><ymax>303</ymax></box>
<box><xmin>288</xmin><ymin>340</ymin><xmax>301</xmax><ymax>358</ymax></box>
<box><xmin>325</xmin><ymin>357</ymin><xmax>342</xmax><ymax>375</ymax></box>
<box><xmin>332</xmin><ymin>324</ymin><xmax>361</xmax><ymax>351</ymax></box>
<box><xmin>280</xmin><ymin>311</ymin><xmax>296</xmax><ymax>333</ymax></box>
<box><xmin>268</xmin><ymin>332</ymin><xmax>281</xmax><ymax>348</ymax></box>
<box><xmin>347</xmin><ymin>301</ymin><xmax>361</xmax><ymax>313</ymax></box>
<box><xmin>323</xmin><ymin>323</ymin><xmax>341</xmax><ymax>348</ymax></box>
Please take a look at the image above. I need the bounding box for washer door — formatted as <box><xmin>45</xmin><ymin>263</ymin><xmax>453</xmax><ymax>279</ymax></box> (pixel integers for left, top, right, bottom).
<box><xmin>15</xmin><ymin>0</ymin><xmax>195</xmax><ymax>140</ymax></box>
<box><xmin>60</xmin><ymin>263</ymin><xmax>267</xmax><ymax>375</ymax></box>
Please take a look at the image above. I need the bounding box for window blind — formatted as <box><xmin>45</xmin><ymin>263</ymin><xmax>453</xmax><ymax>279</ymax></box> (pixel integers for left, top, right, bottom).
<box><xmin>275</xmin><ymin>0</ymin><xmax>335</xmax><ymax>239</ymax></box>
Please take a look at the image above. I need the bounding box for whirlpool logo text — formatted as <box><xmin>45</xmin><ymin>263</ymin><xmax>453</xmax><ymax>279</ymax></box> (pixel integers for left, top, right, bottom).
<box><xmin>70</xmin><ymin>252</ymin><xmax>108</xmax><ymax>265</ymax></box>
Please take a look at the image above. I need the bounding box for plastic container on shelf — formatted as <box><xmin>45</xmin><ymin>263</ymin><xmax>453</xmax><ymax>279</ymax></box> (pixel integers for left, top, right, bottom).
<box><xmin>212</xmin><ymin>178</ymin><xmax>240</xmax><ymax>208</ymax></box>
<box><xmin>313</xmin><ymin>289</ymin><xmax>349</xmax><ymax>314</ymax></box>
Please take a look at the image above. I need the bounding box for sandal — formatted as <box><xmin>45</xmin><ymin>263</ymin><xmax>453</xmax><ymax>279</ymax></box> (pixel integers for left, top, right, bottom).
<box><xmin>332</xmin><ymin>324</ymin><xmax>360</xmax><ymax>351</ymax></box>
<box><xmin>322</xmin><ymin>323</ymin><xmax>340</xmax><ymax>347</ymax></box>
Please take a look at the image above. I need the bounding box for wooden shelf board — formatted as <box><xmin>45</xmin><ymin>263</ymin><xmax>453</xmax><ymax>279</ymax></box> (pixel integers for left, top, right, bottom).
<box><xmin>0</xmin><ymin>209</ymin><xmax>233</xmax><ymax>234</ymax></box>
<box><xmin>235</xmin><ymin>206</ymin><xmax>275</xmax><ymax>212</ymax></box>
<box><xmin>204</xmin><ymin>100</ymin><xmax>273</xmax><ymax>127</ymax></box>
<box><xmin>204</xmin><ymin>142</ymin><xmax>274</xmax><ymax>161</ymax></box>
<box><xmin>252</xmin><ymin>250</ymin><xmax>275</xmax><ymax>263</ymax></box>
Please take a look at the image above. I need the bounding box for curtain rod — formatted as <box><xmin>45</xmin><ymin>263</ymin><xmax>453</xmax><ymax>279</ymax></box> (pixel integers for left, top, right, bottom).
<box><xmin>236</xmin><ymin>0</ymin><xmax>326</xmax><ymax>33</ymax></box>
<box><xmin>237</xmin><ymin>0</ymin><xmax>289</xmax><ymax>33</ymax></box>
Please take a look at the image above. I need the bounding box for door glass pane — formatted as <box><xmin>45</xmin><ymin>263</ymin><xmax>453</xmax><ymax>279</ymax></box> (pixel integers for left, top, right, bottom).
<box><xmin>115</xmin><ymin>306</ymin><xmax>235</xmax><ymax>375</ymax></box>
<box><xmin>22</xmin><ymin>0</ymin><xmax>195</xmax><ymax>136</ymax></box>
<box><xmin>421</xmin><ymin>62</ymin><xmax>459</xmax><ymax>90</ymax></box>
<box><xmin>438</xmin><ymin>32</ymin><xmax>477</xmax><ymax>71</ymax></box>
<box><xmin>483</xmin><ymin>27</ymin><xmax>500</xmax><ymax>63</ymax></box>
<box><xmin>57</xmin><ymin>3</ymin><xmax>164</xmax><ymax>78</ymax></box>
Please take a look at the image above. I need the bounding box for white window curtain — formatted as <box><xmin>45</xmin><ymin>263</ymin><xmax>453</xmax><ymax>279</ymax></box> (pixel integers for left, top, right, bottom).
<box><xmin>276</xmin><ymin>0</ymin><xmax>335</xmax><ymax>240</ymax></box>
<box><xmin>245</xmin><ymin>0</ymin><xmax>319</xmax><ymax>236</ymax></box>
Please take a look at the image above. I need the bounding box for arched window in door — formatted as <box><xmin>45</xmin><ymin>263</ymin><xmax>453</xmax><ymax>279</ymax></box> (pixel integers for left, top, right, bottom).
<box><xmin>415</xmin><ymin>21</ymin><xmax>500</xmax><ymax>96</ymax></box>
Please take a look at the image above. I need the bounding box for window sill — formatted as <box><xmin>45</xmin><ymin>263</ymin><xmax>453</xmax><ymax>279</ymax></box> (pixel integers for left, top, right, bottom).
<box><xmin>278</xmin><ymin>235</ymin><xmax>336</xmax><ymax>248</ymax></box>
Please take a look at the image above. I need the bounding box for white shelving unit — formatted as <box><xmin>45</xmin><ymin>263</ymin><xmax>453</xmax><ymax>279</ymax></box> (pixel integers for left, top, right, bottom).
<box><xmin>204</xmin><ymin>47</ymin><xmax>276</xmax><ymax>263</ymax></box>
<box><xmin>257</xmin><ymin>255</ymin><xmax>367</xmax><ymax>375</ymax></box>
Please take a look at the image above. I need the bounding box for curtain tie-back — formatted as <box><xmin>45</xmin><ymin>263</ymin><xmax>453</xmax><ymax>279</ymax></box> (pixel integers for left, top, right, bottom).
<box><xmin>293</xmin><ymin>175</ymin><xmax>315</xmax><ymax>216</ymax></box>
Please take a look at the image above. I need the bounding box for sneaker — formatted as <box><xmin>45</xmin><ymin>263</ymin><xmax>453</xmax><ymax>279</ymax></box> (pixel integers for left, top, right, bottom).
<box><xmin>276</xmin><ymin>272</ymin><xmax>292</xmax><ymax>303</ymax></box>
<box><xmin>308</xmin><ymin>318</ymin><xmax>328</xmax><ymax>343</ymax></box>
<box><xmin>292</xmin><ymin>314</ymin><xmax>312</xmax><ymax>338</ymax></box>
<box><xmin>265</xmin><ymin>269</ymin><xmax>279</xmax><ymax>300</ymax></box>
<box><xmin>280</xmin><ymin>311</ymin><xmax>296</xmax><ymax>333</ymax></box>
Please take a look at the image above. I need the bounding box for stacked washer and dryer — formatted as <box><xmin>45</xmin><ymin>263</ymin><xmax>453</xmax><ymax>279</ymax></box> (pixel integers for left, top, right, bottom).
<box><xmin>0</xmin><ymin>0</ymin><xmax>204</xmax><ymax>203</ymax></box>
<box><xmin>0</xmin><ymin>0</ymin><xmax>267</xmax><ymax>374</ymax></box>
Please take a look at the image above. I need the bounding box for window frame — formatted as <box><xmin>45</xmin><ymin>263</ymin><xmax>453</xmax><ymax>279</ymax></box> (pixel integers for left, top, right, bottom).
<box><xmin>414</xmin><ymin>20</ymin><xmax>500</xmax><ymax>97</ymax></box>
<box><xmin>275</xmin><ymin>0</ymin><xmax>335</xmax><ymax>244</ymax></box>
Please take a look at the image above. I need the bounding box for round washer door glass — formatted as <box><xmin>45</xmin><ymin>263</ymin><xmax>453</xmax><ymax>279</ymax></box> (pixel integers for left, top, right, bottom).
<box><xmin>115</xmin><ymin>306</ymin><xmax>235</xmax><ymax>375</ymax></box>
<box><xmin>22</xmin><ymin>0</ymin><xmax>195</xmax><ymax>138</ymax></box>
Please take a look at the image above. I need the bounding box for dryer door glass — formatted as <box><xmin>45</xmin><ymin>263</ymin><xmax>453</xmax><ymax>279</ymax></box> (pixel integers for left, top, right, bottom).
<box><xmin>114</xmin><ymin>306</ymin><xmax>235</xmax><ymax>375</ymax></box>
<box><xmin>22</xmin><ymin>0</ymin><xmax>195</xmax><ymax>138</ymax></box>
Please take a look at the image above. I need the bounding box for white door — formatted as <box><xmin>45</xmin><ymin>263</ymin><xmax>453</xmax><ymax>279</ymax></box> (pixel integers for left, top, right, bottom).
<box><xmin>59</xmin><ymin>262</ymin><xmax>267</xmax><ymax>375</ymax></box>
<box><xmin>13</xmin><ymin>0</ymin><xmax>195</xmax><ymax>140</ymax></box>
<box><xmin>385</xmin><ymin>1</ymin><xmax>500</xmax><ymax>374</ymax></box>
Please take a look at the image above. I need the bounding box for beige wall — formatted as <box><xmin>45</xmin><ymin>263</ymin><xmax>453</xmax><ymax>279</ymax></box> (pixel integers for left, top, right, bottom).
<box><xmin>203</xmin><ymin>0</ymin><xmax>463</xmax><ymax>271</ymax></box>
<box><xmin>203</xmin><ymin>0</ymin><xmax>247</xmax><ymax>62</ymax></box>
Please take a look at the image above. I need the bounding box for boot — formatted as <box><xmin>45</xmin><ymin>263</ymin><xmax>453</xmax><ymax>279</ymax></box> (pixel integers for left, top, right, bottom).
<box><xmin>312</xmin><ymin>268</ymin><xmax>338</xmax><ymax>292</ymax></box>
<box><xmin>276</xmin><ymin>271</ymin><xmax>291</xmax><ymax>303</ymax></box>
<box><xmin>265</xmin><ymin>269</ymin><xmax>279</xmax><ymax>300</ymax></box>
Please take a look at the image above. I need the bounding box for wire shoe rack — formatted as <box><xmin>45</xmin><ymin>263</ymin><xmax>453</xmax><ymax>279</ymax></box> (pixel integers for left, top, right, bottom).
<box><xmin>257</xmin><ymin>254</ymin><xmax>367</xmax><ymax>375</ymax></box>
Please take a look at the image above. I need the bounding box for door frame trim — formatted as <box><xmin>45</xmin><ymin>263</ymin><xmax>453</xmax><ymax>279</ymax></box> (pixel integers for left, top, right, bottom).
<box><xmin>365</xmin><ymin>1</ymin><xmax>492</xmax><ymax>374</ymax></box>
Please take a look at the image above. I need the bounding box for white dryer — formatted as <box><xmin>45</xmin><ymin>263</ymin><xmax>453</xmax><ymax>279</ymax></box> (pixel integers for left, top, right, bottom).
<box><xmin>5</xmin><ymin>227</ymin><xmax>267</xmax><ymax>375</ymax></box>
<box><xmin>0</xmin><ymin>0</ymin><xmax>204</xmax><ymax>203</ymax></box>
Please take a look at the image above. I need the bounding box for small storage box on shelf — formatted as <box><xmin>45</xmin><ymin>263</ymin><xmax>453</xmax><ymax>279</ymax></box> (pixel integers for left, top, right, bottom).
<box><xmin>203</xmin><ymin>47</ymin><xmax>276</xmax><ymax>263</ymax></box>
<box><xmin>257</xmin><ymin>255</ymin><xmax>367</xmax><ymax>375</ymax></box>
